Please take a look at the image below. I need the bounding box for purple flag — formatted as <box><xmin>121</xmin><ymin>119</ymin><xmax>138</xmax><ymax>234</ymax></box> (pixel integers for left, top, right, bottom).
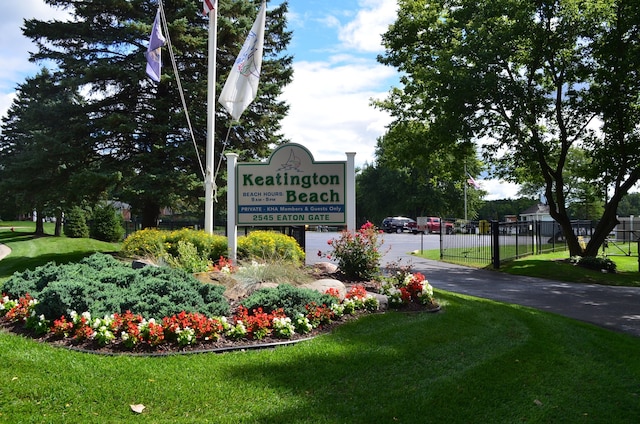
<box><xmin>145</xmin><ymin>9</ymin><xmax>166</xmax><ymax>82</ymax></box>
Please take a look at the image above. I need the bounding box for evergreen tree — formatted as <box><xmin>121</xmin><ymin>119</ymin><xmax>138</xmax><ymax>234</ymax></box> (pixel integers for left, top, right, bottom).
<box><xmin>64</xmin><ymin>206</ymin><xmax>90</xmax><ymax>238</ymax></box>
<box><xmin>23</xmin><ymin>0</ymin><xmax>293</xmax><ymax>228</ymax></box>
<box><xmin>90</xmin><ymin>204</ymin><xmax>125</xmax><ymax>242</ymax></box>
<box><xmin>0</xmin><ymin>69</ymin><xmax>101</xmax><ymax>235</ymax></box>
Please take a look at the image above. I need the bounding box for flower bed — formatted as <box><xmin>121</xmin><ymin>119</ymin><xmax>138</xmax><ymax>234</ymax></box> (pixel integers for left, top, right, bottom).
<box><xmin>0</xmin><ymin>285</ymin><xmax>381</xmax><ymax>355</ymax></box>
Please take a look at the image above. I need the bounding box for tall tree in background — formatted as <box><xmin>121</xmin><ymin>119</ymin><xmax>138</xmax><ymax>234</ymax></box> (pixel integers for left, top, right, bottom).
<box><xmin>376</xmin><ymin>0</ymin><xmax>640</xmax><ymax>257</ymax></box>
<box><xmin>22</xmin><ymin>0</ymin><xmax>292</xmax><ymax>228</ymax></box>
<box><xmin>367</xmin><ymin>113</ymin><xmax>484</xmax><ymax>221</ymax></box>
<box><xmin>0</xmin><ymin>69</ymin><xmax>115</xmax><ymax>235</ymax></box>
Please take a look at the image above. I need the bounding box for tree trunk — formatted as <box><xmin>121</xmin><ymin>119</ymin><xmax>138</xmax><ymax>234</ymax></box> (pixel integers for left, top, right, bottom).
<box><xmin>34</xmin><ymin>210</ymin><xmax>45</xmax><ymax>235</ymax></box>
<box><xmin>54</xmin><ymin>209</ymin><xmax>63</xmax><ymax>236</ymax></box>
<box><xmin>141</xmin><ymin>201</ymin><xmax>160</xmax><ymax>229</ymax></box>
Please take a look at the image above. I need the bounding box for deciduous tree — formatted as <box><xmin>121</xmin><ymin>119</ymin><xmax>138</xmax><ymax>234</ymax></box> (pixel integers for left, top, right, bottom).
<box><xmin>376</xmin><ymin>0</ymin><xmax>640</xmax><ymax>256</ymax></box>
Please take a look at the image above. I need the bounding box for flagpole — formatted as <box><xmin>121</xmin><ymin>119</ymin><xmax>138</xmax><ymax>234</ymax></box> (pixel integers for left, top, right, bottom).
<box><xmin>464</xmin><ymin>163</ymin><xmax>468</xmax><ymax>222</ymax></box>
<box><xmin>204</xmin><ymin>4</ymin><xmax>218</xmax><ymax>234</ymax></box>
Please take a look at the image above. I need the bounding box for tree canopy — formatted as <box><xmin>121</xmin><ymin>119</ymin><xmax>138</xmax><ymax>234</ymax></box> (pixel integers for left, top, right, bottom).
<box><xmin>11</xmin><ymin>0</ymin><xmax>292</xmax><ymax>228</ymax></box>
<box><xmin>376</xmin><ymin>0</ymin><xmax>640</xmax><ymax>256</ymax></box>
<box><xmin>0</xmin><ymin>69</ymin><xmax>118</xmax><ymax>234</ymax></box>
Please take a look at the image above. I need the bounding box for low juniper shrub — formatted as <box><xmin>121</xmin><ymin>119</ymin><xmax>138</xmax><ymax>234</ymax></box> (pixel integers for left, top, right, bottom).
<box><xmin>241</xmin><ymin>284</ymin><xmax>337</xmax><ymax>317</ymax></box>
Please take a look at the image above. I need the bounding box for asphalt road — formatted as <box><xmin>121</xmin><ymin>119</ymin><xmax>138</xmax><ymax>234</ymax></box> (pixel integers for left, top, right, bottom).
<box><xmin>306</xmin><ymin>231</ymin><xmax>640</xmax><ymax>338</ymax></box>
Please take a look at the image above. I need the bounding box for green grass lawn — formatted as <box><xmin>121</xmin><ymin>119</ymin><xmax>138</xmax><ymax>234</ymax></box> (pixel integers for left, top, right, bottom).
<box><xmin>413</xmin><ymin>248</ymin><xmax>640</xmax><ymax>287</ymax></box>
<box><xmin>0</xmin><ymin>222</ymin><xmax>120</xmax><ymax>284</ymax></box>
<box><xmin>1</xmin><ymin>223</ymin><xmax>640</xmax><ymax>422</ymax></box>
<box><xmin>2</xmin><ymin>291</ymin><xmax>639</xmax><ymax>423</ymax></box>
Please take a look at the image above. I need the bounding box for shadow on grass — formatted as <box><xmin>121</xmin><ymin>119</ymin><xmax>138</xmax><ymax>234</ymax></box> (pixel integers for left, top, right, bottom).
<box><xmin>0</xmin><ymin>230</ymin><xmax>41</xmax><ymax>244</ymax></box>
<box><xmin>0</xmin><ymin>251</ymin><xmax>110</xmax><ymax>281</ymax></box>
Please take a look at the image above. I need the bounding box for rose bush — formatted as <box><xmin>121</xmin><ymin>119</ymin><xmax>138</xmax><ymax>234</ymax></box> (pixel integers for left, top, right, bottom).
<box><xmin>319</xmin><ymin>221</ymin><xmax>384</xmax><ymax>281</ymax></box>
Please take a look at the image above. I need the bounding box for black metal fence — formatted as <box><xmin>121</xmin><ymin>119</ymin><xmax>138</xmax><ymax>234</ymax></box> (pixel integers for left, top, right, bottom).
<box><xmin>439</xmin><ymin>219</ymin><xmax>593</xmax><ymax>268</ymax></box>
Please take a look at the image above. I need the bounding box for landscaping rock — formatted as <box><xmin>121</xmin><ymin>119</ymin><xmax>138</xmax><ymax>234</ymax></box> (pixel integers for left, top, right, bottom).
<box><xmin>132</xmin><ymin>259</ymin><xmax>158</xmax><ymax>269</ymax></box>
<box><xmin>369</xmin><ymin>292</ymin><xmax>388</xmax><ymax>311</ymax></box>
<box><xmin>312</xmin><ymin>261</ymin><xmax>338</xmax><ymax>275</ymax></box>
<box><xmin>302</xmin><ymin>279</ymin><xmax>346</xmax><ymax>299</ymax></box>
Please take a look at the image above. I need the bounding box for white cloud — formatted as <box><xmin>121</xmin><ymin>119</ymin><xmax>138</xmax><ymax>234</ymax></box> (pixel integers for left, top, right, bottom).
<box><xmin>0</xmin><ymin>0</ymin><xmax>71</xmax><ymax>120</ymax></box>
<box><xmin>338</xmin><ymin>0</ymin><xmax>398</xmax><ymax>52</ymax></box>
<box><xmin>279</xmin><ymin>58</ymin><xmax>395</xmax><ymax>167</ymax></box>
<box><xmin>480</xmin><ymin>179</ymin><xmax>521</xmax><ymax>201</ymax></box>
<box><xmin>279</xmin><ymin>1</ymin><xmax>399</xmax><ymax>167</ymax></box>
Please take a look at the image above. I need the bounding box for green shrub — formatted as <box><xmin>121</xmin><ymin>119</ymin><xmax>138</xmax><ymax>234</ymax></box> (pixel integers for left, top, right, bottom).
<box><xmin>163</xmin><ymin>240</ymin><xmax>211</xmax><ymax>273</ymax></box>
<box><xmin>2</xmin><ymin>253</ymin><xmax>230</xmax><ymax>320</ymax></box>
<box><xmin>63</xmin><ymin>206</ymin><xmax>89</xmax><ymax>238</ymax></box>
<box><xmin>90</xmin><ymin>204</ymin><xmax>124</xmax><ymax>242</ymax></box>
<box><xmin>2</xmin><ymin>262</ymin><xmax>66</xmax><ymax>297</ymax></box>
<box><xmin>571</xmin><ymin>255</ymin><xmax>617</xmax><ymax>273</ymax></box>
<box><xmin>121</xmin><ymin>228</ymin><xmax>228</xmax><ymax>266</ymax></box>
<box><xmin>241</xmin><ymin>284</ymin><xmax>336</xmax><ymax>317</ymax></box>
<box><xmin>237</xmin><ymin>231</ymin><xmax>305</xmax><ymax>264</ymax></box>
<box><xmin>164</xmin><ymin>228</ymin><xmax>228</xmax><ymax>262</ymax></box>
<box><xmin>121</xmin><ymin>228</ymin><xmax>166</xmax><ymax>258</ymax></box>
<box><xmin>323</xmin><ymin>222</ymin><xmax>383</xmax><ymax>281</ymax></box>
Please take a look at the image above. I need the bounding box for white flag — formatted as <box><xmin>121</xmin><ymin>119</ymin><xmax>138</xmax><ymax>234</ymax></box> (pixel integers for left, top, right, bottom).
<box><xmin>218</xmin><ymin>1</ymin><xmax>266</xmax><ymax>120</ymax></box>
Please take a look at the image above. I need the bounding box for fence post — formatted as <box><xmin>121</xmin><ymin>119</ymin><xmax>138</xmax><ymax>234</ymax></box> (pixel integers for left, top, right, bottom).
<box><xmin>491</xmin><ymin>220</ymin><xmax>500</xmax><ymax>269</ymax></box>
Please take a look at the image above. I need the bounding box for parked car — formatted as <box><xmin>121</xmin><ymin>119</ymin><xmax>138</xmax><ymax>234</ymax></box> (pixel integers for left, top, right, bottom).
<box><xmin>417</xmin><ymin>217</ymin><xmax>455</xmax><ymax>234</ymax></box>
<box><xmin>381</xmin><ymin>216</ymin><xmax>417</xmax><ymax>233</ymax></box>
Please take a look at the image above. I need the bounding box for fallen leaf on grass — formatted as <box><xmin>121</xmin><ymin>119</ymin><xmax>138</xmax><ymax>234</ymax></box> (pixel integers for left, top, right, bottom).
<box><xmin>130</xmin><ymin>404</ymin><xmax>145</xmax><ymax>414</ymax></box>
<box><xmin>534</xmin><ymin>399</ymin><xmax>543</xmax><ymax>406</ymax></box>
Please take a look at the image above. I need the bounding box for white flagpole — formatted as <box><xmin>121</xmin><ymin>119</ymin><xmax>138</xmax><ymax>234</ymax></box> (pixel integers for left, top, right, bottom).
<box><xmin>204</xmin><ymin>4</ymin><xmax>218</xmax><ymax>234</ymax></box>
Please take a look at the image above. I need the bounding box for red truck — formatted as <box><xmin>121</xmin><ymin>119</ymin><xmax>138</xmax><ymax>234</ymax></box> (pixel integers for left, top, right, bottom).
<box><xmin>415</xmin><ymin>217</ymin><xmax>454</xmax><ymax>234</ymax></box>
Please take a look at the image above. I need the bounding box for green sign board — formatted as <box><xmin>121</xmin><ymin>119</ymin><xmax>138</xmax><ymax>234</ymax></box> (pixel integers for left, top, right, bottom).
<box><xmin>236</xmin><ymin>143</ymin><xmax>346</xmax><ymax>226</ymax></box>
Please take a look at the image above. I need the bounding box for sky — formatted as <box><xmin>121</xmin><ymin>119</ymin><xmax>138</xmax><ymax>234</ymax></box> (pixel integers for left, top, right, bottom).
<box><xmin>0</xmin><ymin>0</ymin><xmax>521</xmax><ymax>200</ymax></box>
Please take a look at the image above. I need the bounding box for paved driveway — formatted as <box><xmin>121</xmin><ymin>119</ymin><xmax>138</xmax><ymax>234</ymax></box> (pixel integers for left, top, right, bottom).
<box><xmin>306</xmin><ymin>231</ymin><xmax>640</xmax><ymax>338</ymax></box>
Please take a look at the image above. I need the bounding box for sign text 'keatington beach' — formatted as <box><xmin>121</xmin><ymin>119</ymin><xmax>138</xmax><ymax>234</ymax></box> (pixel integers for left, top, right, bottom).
<box><xmin>236</xmin><ymin>144</ymin><xmax>346</xmax><ymax>225</ymax></box>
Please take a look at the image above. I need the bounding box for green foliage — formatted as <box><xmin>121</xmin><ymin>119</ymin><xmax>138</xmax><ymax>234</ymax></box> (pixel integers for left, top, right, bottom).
<box><xmin>2</xmin><ymin>253</ymin><xmax>229</xmax><ymax>320</ymax></box>
<box><xmin>571</xmin><ymin>256</ymin><xmax>617</xmax><ymax>273</ymax></box>
<box><xmin>121</xmin><ymin>228</ymin><xmax>228</xmax><ymax>269</ymax></box>
<box><xmin>476</xmin><ymin>198</ymin><xmax>538</xmax><ymax>221</ymax></box>
<box><xmin>121</xmin><ymin>228</ymin><xmax>166</xmax><ymax>258</ymax></box>
<box><xmin>324</xmin><ymin>222</ymin><xmax>383</xmax><ymax>281</ymax></box>
<box><xmin>164</xmin><ymin>228</ymin><xmax>228</xmax><ymax>262</ymax></box>
<box><xmin>375</xmin><ymin>0</ymin><xmax>640</xmax><ymax>257</ymax></box>
<box><xmin>233</xmin><ymin>260</ymin><xmax>312</xmax><ymax>289</ymax></box>
<box><xmin>237</xmin><ymin>231</ymin><xmax>305</xmax><ymax>264</ymax></box>
<box><xmin>90</xmin><ymin>204</ymin><xmax>124</xmax><ymax>242</ymax></box>
<box><xmin>163</xmin><ymin>240</ymin><xmax>211</xmax><ymax>273</ymax></box>
<box><xmin>241</xmin><ymin>284</ymin><xmax>337</xmax><ymax>317</ymax></box>
<box><xmin>20</xmin><ymin>1</ymin><xmax>293</xmax><ymax>228</ymax></box>
<box><xmin>63</xmin><ymin>206</ymin><xmax>89</xmax><ymax>238</ymax></box>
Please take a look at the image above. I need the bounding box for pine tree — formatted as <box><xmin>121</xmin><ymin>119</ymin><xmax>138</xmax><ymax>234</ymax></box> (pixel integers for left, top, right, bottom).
<box><xmin>0</xmin><ymin>69</ymin><xmax>101</xmax><ymax>235</ymax></box>
<box><xmin>23</xmin><ymin>0</ymin><xmax>293</xmax><ymax>228</ymax></box>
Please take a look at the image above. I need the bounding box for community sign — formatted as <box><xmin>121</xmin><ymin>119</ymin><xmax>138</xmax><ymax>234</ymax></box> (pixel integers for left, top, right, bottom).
<box><xmin>236</xmin><ymin>143</ymin><xmax>346</xmax><ymax>226</ymax></box>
